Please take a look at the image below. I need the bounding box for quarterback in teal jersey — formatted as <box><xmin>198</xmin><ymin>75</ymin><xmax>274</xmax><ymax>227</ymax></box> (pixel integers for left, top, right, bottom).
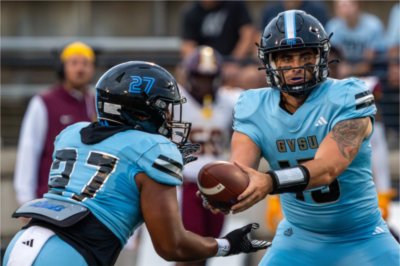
<box><xmin>226</xmin><ymin>10</ymin><xmax>399</xmax><ymax>266</ymax></box>
<box><xmin>3</xmin><ymin>61</ymin><xmax>269</xmax><ymax>265</ymax></box>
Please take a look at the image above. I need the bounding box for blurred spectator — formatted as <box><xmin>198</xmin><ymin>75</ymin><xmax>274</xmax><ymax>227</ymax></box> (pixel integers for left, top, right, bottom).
<box><xmin>260</xmin><ymin>0</ymin><xmax>330</xmax><ymax>29</ymax></box>
<box><xmin>326</xmin><ymin>0</ymin><xmax>385</xmax><ymax>77</ymax></box>
<box><xmin>177</xmin><ymin>46</ymin><xmax>241</xmax><ymax>266</ymax></box>
<box><xmin>361</xmin><ymin>76</ymin><xmax>395</xmax><ymax>221</ymax></box>
<box><xmin>382</xmin><ymin>3</ymin><xmax>399</xmax><ymax>143</ymax></box>
<box><xmin>386</xmin><ymin>3</ymin><xmax>400</xmax><ymax>48</ymax></box>
<box><xmin>327</xmin><ymin>46</ymin><xmax>344</xmax><ymax>79</ymax></box>
<box><xmin>181</xmin><ymin>0</ymin><xmax>254</xmax><ymax>60</ymax></box>
<box><xmin>13</xmin><ymin>41</ymin><xmax>96</xmax><ymax>207</ymax></box>
<box><xmin>380</xmin><ymin>45</ymin><xmax>400</xmax><ymax>148</ymax></box>
<box><xmin>179</xmin><ymin>0</ymin><xmax>260</xmax><ymax>89</ymax></box>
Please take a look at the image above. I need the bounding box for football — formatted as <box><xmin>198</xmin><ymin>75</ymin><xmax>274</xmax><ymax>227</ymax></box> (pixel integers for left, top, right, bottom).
<box><xmin>197</xmin><ymin>161</ymin><xmax>249</xmax><ymax>211</ymax></box>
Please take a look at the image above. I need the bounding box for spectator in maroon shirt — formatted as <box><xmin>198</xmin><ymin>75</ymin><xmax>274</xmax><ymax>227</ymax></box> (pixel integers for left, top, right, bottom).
<box><xmin>14</xmin><ymin>41</ymin><xmax>96</xmax><ymax>215</ymax></box>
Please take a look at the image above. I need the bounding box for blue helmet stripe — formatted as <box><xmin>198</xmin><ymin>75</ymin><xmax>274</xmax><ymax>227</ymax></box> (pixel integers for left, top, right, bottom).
<box><xmin>284</xmin><ymin>10</ymin><xmax>296</xmax><ymax>44</ymax></box>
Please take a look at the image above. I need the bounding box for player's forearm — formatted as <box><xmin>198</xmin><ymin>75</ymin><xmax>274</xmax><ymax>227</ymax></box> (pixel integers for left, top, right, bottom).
<box><xmin>157</xmin><ymin>231</ymin><xmax>217</xmax><ymax>261</ymax></box>
<box><xmin>299</xmin><ymin>138</ymin><xmax>352</xmax><ymax>189</ymax></box>
<box><xmin>167</xmin><ymin>224</ymin><xmax>269</xmax><ymax>260</ymax></box>
<box><xmin>301</xmin><ymin>158</ymin><xmax>346</xmax><ymax>189</ymax></box>
<box><xmin>264</xmin><ymin>153</ymin><xmax>348</xmax><ymax>195</ymax></box>
<box><xmin>301</xmin><ymin>118</ymin><xmax>371</xmax><ymax>189</ymax></box>
<box><xmin>230</xmin><ymin>153</ymin><xmax>260</xmax><ymax>170</ymax></box>
<box><xmin>230</xmin><ymin>132</ymin><xmax>261</xmax><ymax>169</ymax></box>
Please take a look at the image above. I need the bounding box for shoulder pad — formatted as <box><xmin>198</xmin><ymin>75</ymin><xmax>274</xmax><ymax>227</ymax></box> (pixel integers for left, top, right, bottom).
<box><xmin>55</xmin><ymin>122</ymin><xmax>90</xmax><ymax>143</ymax></box>
<box><xmin>329</xmin><ymin>78</ymin><xmax>376</xmax><ymax>128</ymax></box>
<box><xmin>234</xmin><ymin>89</ymin><xmax>264</xmax><ymax>121</ymax></box>
<box><xmin>233</xmin><ymin>89</ymin><xmax>270</xmax><ymax>147</ymax></box>
<box><xmin>328</xmin><ymin>78</ymin><xmax>372</xmax><ymax>107</ymax></box>
<box><xmin>137</xmin><ymin>141</ymin><xmax>183</xmax><ymax>186</ymax></box>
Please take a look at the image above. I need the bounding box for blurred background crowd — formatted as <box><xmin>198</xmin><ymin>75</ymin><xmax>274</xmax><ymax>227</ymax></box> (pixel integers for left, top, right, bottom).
<box><xmin>1</xmin><ymin>1</ymin><xmax>399</xmax><ymax>265</ymax></box>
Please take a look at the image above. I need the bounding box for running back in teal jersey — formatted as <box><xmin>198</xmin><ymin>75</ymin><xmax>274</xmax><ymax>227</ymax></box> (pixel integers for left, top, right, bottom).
<box><xmin>233</xmin><ymin>77</ymin><xmax>380</xmax><ymax>237</ymax></box>
<box><xmin>45</xmin><ymin>121</ymin><xmax>183</xmax><ymax>245</ymax></box>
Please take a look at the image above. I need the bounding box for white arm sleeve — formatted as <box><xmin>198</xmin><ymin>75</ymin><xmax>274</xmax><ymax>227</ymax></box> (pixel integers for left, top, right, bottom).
<box><xmin>14</xmin><ymin>96</ymin><xmax>48</xmax><ymax>205</ymax></box>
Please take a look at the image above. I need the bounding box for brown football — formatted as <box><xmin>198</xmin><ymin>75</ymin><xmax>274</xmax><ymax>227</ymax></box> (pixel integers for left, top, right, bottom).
<box><xmin>197</xmin><ymin>161</ymin><xmax>249</xmax><ymax>211</ymax></box>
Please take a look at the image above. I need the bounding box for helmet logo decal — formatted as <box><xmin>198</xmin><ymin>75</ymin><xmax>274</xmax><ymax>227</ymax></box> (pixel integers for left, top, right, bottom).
<box><xmin>129</xmin><ymin>76</ymin><xmax>155</xmax><ymax>94</ymax></box>
<box><xmin>284</xmin><ymin>10</ymin><xmax>297</xmax><ymax>45</ymax></box>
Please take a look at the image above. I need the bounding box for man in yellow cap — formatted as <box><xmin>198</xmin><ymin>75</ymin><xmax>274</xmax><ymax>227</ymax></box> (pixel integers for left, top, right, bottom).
<box><xmin>14</xmin><ymin>41</ymin><xmax>96</xmax><ymax>212</ymax></box>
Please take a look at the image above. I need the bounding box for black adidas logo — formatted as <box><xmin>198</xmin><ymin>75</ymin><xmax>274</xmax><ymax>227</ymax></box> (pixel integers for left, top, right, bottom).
<box><xmin>284</xmin><ymin>227</ymin><xmax>293</xmax><ymax>237</ymax></box>
<box><xmin>22</xmin><ymin>239</ymin><xmax>34</xmax><ymax>247</ymax></box>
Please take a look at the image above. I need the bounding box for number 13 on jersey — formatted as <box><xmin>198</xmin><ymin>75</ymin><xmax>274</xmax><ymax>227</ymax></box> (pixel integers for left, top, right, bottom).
<box><xmin>278</xmin><ymin>158</ymin><xmax>340</xmax><ymax>204</ymax></box>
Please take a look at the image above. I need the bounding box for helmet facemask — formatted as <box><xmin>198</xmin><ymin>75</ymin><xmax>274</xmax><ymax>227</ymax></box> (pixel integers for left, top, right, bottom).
<box><xmin>162</xmin><ymin>97</ymin><xmax>192</xmax><ymax>147</ymax></box>
<box><xmin>265</xmin><ymin>48</ymin><xmax>322</xmax><ymax>96</ymax></box>
<box><xmin>119</xmin><ymin>95</ymin><xmax>191</xmax><ymax>147</ymax></box>
<box><xmin>258</xmin><ymin>10</ymin><xmax>331</xmax><ymax>96</ymax></box>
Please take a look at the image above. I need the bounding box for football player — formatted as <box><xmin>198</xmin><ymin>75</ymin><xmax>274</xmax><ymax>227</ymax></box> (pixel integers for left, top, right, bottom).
<box><xmin>177</xmin><ymin>46</ymin><xmax>242</xmax><ymax>266</ymax></box>
<box><xmin>3</xmin><ymin>61</ymin><xmax>269</xmax><ymax>265</ymax></box>
<box><xmin>221</xmin><ymin>10</ymin><xmax>399</xmax><ymax>265</ymax></box>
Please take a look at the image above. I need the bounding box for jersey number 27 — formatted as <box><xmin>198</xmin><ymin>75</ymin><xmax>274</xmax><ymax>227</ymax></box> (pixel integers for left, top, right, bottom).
<box><xmin>49</xmin><ymin>149</ymin><xmax>118</xmax><ymax>201</ymax></box>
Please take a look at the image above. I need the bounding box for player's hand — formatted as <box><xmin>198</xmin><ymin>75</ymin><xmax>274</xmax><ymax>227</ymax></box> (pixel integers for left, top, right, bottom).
<box><xmin>265</xmin><ymin>195</ymin><xmax>283</xmax><ymax>233</ymax></box>
<box><xmin>231</xmin><ymin>162</ymin><xmax>273</xmax><ymax>214</ymax></box>
<box><xmin>222</xmin><ymin>223</ymin><xmax>271</xmax><ymax>256</ymax></box>
<box><xmin>196</xmin><ymin>191</ymin><xmax>230</xmax><ymax>215</ymax></box>
<box><xmin>378</xmin><ymin>189</ymin><xmax>396</xmax><ymax>220</ymax></box>
<box><xmin>177</xmin><ymin>143</ymin><xmax>201</xmax><ymax>165</ymax></box>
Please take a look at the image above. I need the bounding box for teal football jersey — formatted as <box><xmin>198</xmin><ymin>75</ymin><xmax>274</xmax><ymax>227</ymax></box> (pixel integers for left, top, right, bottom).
<box><xmin>44</xmin><ymin>122</ymin><xmax>183</xmax><ymax>245</ymax></box>
<box><xmin>233</xmin><ymin>78</ymin><xmax>380</xmax><ymax>235</ymax></box>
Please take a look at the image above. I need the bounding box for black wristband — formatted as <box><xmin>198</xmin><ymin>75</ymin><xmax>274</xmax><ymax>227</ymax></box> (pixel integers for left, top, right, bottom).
<box><xmin>268</xmin><ymin>165</ymin><xmax>310</xmax><ymax>194</ymax></box>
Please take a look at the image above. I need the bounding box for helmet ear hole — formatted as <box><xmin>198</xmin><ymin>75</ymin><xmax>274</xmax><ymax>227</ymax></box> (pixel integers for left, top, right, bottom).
<box><xmin>122</xmin><ymin>107</ymin><xmax>151</xmax><ymax>121</ymax></box>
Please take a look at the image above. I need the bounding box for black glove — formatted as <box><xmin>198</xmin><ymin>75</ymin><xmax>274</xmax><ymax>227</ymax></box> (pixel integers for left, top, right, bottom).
<box><xmin>222</xmin><ymin>223</ymin><xmax>271</xmax><ymax>256</ymax></box>
<box><xmin>177</xmin><ymin>143</ymin><xmax>201</xmax><ymax>165</ymax></box>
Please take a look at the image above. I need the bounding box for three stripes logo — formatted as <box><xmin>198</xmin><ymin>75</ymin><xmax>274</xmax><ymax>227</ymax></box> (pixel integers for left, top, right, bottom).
<box><xmin>372</xmin><ymin>226</ymin><xmax>385</xmax><ymax>235</ymax></box>
<box><xmin>284</xmin><ymin>227</ymin><xmax>293</xmax><ymax>237</ymax></box>
<box><xmin>355</xmin><ymin>90</ymin><xmax>374</xmax><ymax>110</ymax></box>
<box><xmin>315</xmin><ymin>116</ymin><xmax>328</xmax><ymax>127</ymax></box>
<box><xmin>22</xmin><ymin>239</ymin><xmax>34</xmax><ymax>247</ymax></box>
